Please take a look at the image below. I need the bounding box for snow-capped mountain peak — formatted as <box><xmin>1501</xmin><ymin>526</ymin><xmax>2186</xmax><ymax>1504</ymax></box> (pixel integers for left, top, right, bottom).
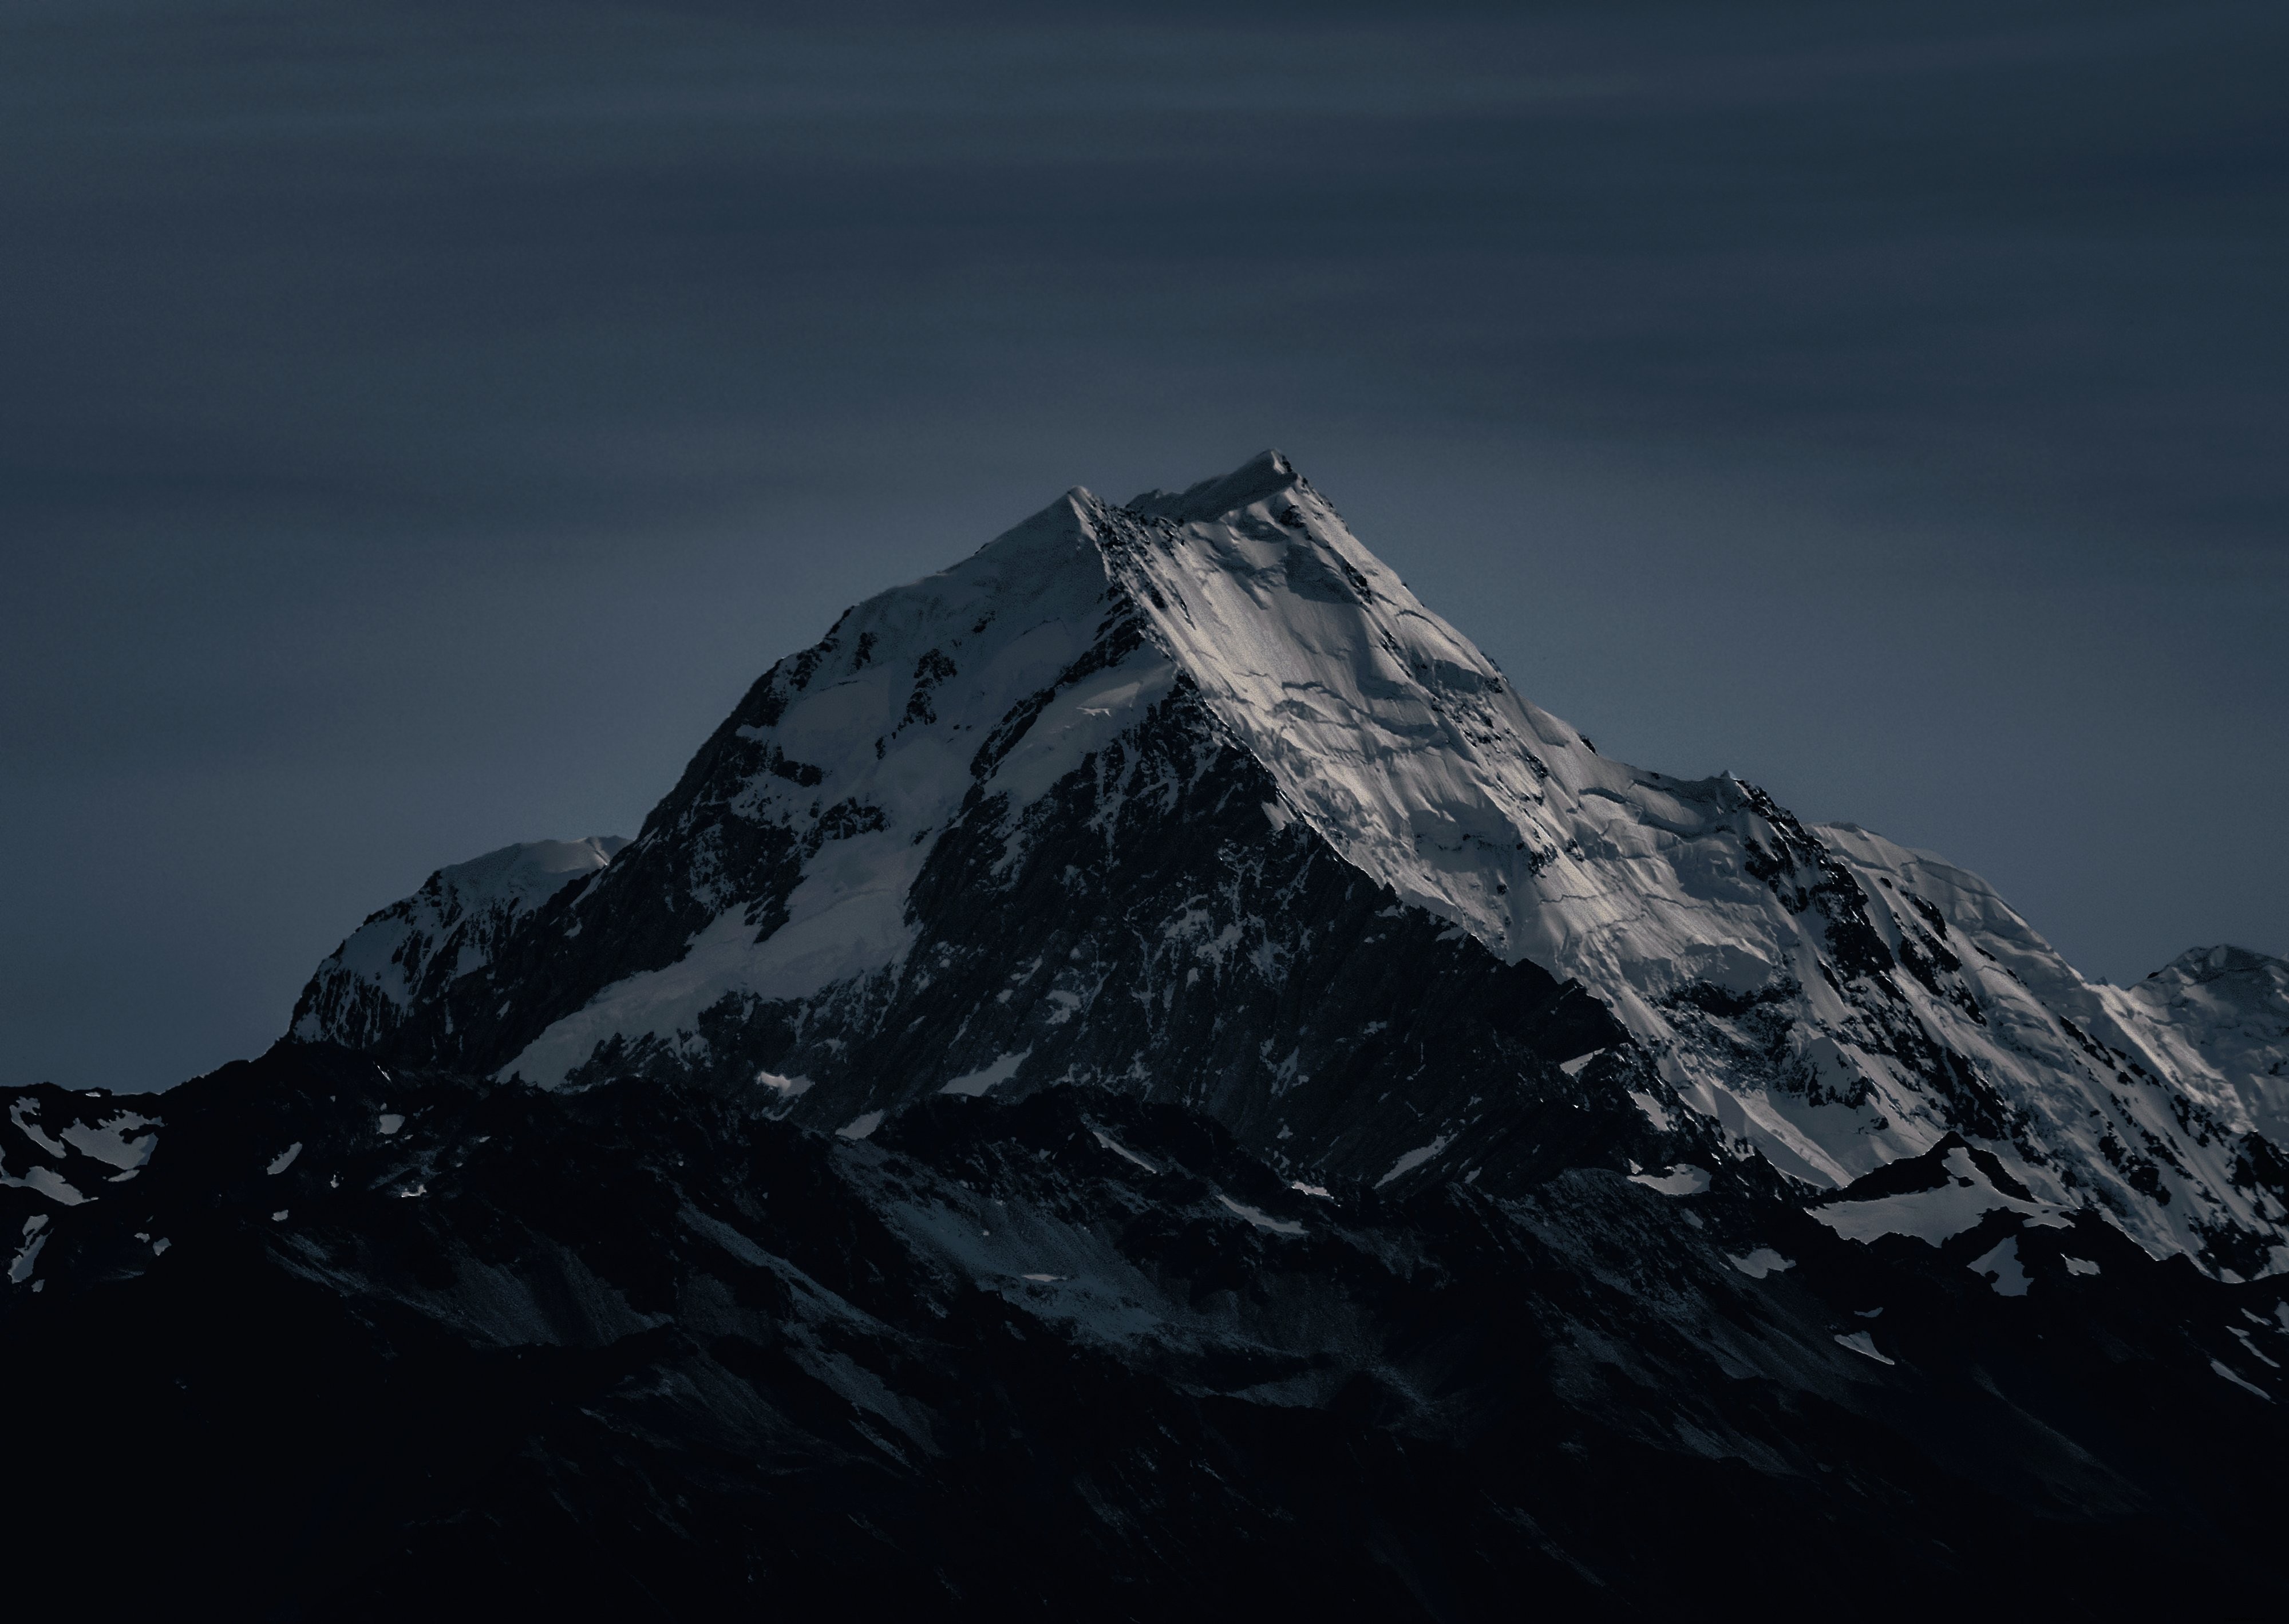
<box><xmin>285</xmin><ymin>453</ymin><xmax>2289</xmax><ymax>1278</ymax></box>
<box><xmin>18</xmin><ymin>452</ymin><xmax>2289</xmax><ymax>1615</ymax></box>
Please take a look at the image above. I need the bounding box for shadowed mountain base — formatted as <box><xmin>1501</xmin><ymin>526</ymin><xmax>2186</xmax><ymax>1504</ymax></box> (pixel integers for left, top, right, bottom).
<box><xmin>6</xmin><ymin>1045</ymin><xmax>2284</xmax><ymax>1619</ymax></box>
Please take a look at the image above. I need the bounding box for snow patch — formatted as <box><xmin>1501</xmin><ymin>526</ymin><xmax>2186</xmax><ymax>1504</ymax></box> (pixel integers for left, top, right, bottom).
<box><xmin>1</xmin><ymin>1165</ymin><xmax>88</xmax><ymax>1206</ymax></box>
<box><xmin>9</xmin><ymin>1220</ymin><xmax>49</xmax><ymax>1285</ymax></box>
<box><xmin>1377</xmin><ymin>1135</ymin><xmax>1452</xmax><ymax>1187</ymax></box>
<box><xmin>267</xmin><ymin>1142</ymin><xmax>302</xmax><ymax>1175</ymax></box>
<box><xmin>1217</xmin><ymin>1194</ymin><xmax>1304</xmax><ymax>1235</ymax></box>
<box><xmin>1834</xmin><ymin>1331</ymin><xmax>1896</xmax><ymax>1366</ymax></box>
<box><xmin>1729</xmin><ymin>1247</ymin><xmax>1794</xmax><ymax>1279</ymax></box>
<box><xmin>61</xmin><ymin>1113</ymin><xmax>157</xmax><ymax>1171</ymax></box>
<box><xmin>1630</xmin><ymin>1164</ymin><xmax>1711</xmax><ymax>1197</ymax></box>
<box><xmin>1810</xmin><ymin>1148</ymin><xmax>2071</xmax><ymax>1246</ymax></box>
<box><xmin>10</xmin><ymin>1100</ymin><xmax>68</xmax><ymax>1156</ymax></box>
<box><xmin>837</xmin><ymin>1111</ymin><xmax>884</xmax><ymax>1140</ymax></box>
<box><xmin>1092</xmin><ymin>1131</ymin><xmax>1157</xmax><ymax>1174</ymax></box>
<box><xmin>2212</xmin><ymin>1360</ymin><xmax>2272</xmax><ymax>1401</ymax></box>
<box><xmin>942</xmin><ymin>1050</ymin><xmax>1029</xmax><ymax>1098</ymax></box>
<box><xmin>1969</xmin><ymin>1235</ymin><xmax>2031</xmax><ymax>1296</ymax></box>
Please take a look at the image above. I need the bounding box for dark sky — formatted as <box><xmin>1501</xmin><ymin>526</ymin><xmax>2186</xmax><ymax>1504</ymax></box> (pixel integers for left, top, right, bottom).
<box><xmin>5</xmin><ymin>0</ymin><xmax>2284</xmax><ymax>1093</ymax></box>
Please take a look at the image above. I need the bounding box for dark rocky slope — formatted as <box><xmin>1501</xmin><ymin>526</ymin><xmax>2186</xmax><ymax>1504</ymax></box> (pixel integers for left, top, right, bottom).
<box><xmin>5</xmin><ymin>1046</ymin><xmax>2286</xmax><ymax>1618</ymax></box>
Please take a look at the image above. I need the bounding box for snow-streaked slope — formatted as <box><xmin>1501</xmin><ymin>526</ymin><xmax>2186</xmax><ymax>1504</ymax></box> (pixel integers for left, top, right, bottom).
<box><xmin>1096</xmin><ymin>454</ymin><xmax>2289</xmax><ymax>1271</ymax></box>
<box><xmin>291</xmin><ymin>452</ymin><xmax>2289</xmax><ymax>1276</ymax></box>
<box><xmin>1815</xmin><ymin>829</ymin><xmax>2289</xmax><ymax>1275</ymax></box>
<box><xmin>493</xmin><ymin>495</ymin><xmax>1176</xmax><ymax>1088</ymax></box>
<box><xmin>292</xmin><ymin>837</ymin><xmax>627</xmax><ymax>1049</ymax></box>
<box><xmin>2105</xmin><ymin>946</ymin><xmax>2289</xmax><ymax>1145</ymax></box>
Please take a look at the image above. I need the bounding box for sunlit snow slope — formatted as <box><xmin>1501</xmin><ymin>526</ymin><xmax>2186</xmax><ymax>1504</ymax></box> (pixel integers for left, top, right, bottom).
<box><xmin>294</xmin><ymin>837</ymin><xmax>628</xmax><ymax>1050</ymax></box>
<box><xmin>291</xmin><ymin>453</ymin><xmax>2289</xmax><ymax>1277</ymax></box>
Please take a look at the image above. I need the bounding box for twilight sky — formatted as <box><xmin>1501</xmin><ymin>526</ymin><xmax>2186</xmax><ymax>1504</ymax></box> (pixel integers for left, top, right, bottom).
<box><xmin>4</xmin><ymin>0</ymin><xmax>2284</xmax><ymax>1093</ymax></box>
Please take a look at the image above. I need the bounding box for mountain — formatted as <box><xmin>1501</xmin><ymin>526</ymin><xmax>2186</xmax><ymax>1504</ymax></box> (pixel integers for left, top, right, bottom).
<box><xmin>6</xmin><ymin>453</ymin><xmax>2287</xmax><ymax>1616</ymax></box>
<box><xmin>294</xmin><ymin>449</ymin><xmax>2289</xmax><ymax>1277</ymax></box>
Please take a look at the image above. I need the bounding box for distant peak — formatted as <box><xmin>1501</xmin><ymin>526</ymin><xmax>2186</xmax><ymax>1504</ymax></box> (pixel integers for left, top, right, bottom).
<box><xmin>1123</xmin><ymin>449</ymin><xmax>1300</xmax><ymax>525</ymax></box>
<box><xmin>427</xmin><ymin>836</ymin><xmax>627</xmax><ymax>911</ymax></box>
<box><xmin>2149</xmin><ymin>943</ymin><xmax>2287</xmax><ymax>981</ymax></box>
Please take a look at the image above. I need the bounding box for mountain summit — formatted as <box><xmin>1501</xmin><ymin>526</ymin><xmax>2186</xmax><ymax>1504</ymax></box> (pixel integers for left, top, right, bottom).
<box><xmin>10</xmin><ymin>454</ymin><xmax>2288</xmax><ymax>1615</ymax></box>
<box><xmin>299</xmin><ymin>450</ymin><xmax>2289</xmax><ymax>1275</ymax></box>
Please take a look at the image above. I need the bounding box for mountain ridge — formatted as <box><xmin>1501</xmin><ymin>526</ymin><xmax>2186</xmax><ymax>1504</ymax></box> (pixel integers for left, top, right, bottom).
<box><xmin>10</xmin><ymin>452</ymin><xmax>2289</xmax><ymax>1614</ymax></box>
<box><xmin>288</xmin><ymin>452</ymin><xmax>2289</xmax><ymax>1277</ymax></box>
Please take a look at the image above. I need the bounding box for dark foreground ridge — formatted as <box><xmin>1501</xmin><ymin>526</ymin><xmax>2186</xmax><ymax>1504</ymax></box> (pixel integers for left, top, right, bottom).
<box><xmin>5</xmin><ymin>1044</ymin><xmax>2286</xmax><ymax>1618</ymax></box>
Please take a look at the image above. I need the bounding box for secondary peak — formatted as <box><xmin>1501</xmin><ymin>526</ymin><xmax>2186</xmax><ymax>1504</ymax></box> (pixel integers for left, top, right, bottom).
<box><xmin>1123</xmin><ymin>449</ymin><xmax>1301</xmax><ymax>525</ymax></box>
